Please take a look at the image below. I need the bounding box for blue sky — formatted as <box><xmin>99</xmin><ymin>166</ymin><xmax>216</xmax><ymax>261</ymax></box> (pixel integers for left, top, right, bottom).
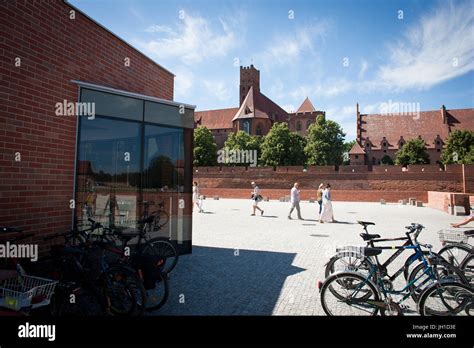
<box><xmin>70</xmin><ymin>0</ymin><xmax>474</xmax><ymax>140</ymax></box>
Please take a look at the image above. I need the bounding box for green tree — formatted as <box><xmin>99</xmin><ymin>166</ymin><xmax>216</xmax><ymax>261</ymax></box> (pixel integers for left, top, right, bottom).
<box><xmin>440</xmin><ymin>130</ymin><xmax>474</xmax><ymax>164</ymax></box>
<box><xmin>395</xmin><ymin>138</ymin><xmax>430</xmax><ymax>165</ymax></box>
<box><xmin>380</xmin><ymin>154</ymin><xmax>394</xmax><ymax>165</ymax></box>
<box><xmin>222</xmin><ymin>131</ymin><xmax>263</xmax><ymax>166</ymax></box>
<box><xmin>193</xmin><ymin>126</ymin><xmax>217</xmax><ymax>166</ymax></box>
<box><xmin>304</xmin><ymin>116</ymin><xmax>346</xmax><ymax>165</ymax></box>
<box><xmin>260</xmin><ymin>122</ymin><xmax>306</xmax><ymax>166</ymax></box>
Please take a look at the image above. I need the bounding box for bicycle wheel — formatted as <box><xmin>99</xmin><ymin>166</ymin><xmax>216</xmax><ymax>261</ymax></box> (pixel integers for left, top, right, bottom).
<box><xmin>105</xmin><ymin>266</ymin><xmax>140</xmax><ymax>316</ymax></box>
<box><xmin>320</xmin><ymin>272</ymin><xmax>380</xmax><ymax>316</ymax></box>
<box><xmin>142</xmin><ymin>237</ymin><xmax>179</xmax><ymax>274</ymax></box>
<box><xmin>325</xmin><ymin>253</ymin><xmax>372</xmax><ymax>279</ymax></box>
<box><xmin>438</xmin><ymin>243</ymin><xmax>471</xmax><ymax>268</ymax></box>
<box><xmin>145</xmin><ymin>272</ymin><xmax>169</xmax><ymax>312</ymax></box>
<box><xmin>408</xmin><ymin>258</ymin><xmax>469</xmax><ymax>303</ymax></box>
<box><xmin>460</xmin><ymin>253</ymin><xmax>474</xmax><ymax>286</ymax></box>
<box><xmin>418</xmin><ymin>281</ymin><xmax>473</xmax><ymax>316</ymax></box>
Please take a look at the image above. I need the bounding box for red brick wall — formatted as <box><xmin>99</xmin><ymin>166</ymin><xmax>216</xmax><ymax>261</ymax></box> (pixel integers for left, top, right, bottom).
<box><xmin>0</xmin><ymin>0</ymin><xmax>174</xmax><ymax>244</ymax></box>
<box><xmin>199</xmin><ymin>188</ymin><xmax>428</xmax><ymax>203</ymax></box>
<box><xmin>194</xmin><ymin>165</ymin><xmax>465</xmax><ymax>203</ymax></box>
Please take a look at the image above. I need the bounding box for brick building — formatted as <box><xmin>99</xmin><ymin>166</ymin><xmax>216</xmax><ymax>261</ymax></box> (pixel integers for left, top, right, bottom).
<box><xmin>0</xmin><ymin>0</ymin><xmax>194</xmax><ymax>253</ymax></box>
<box><xmin>195</xmin><ymin>65</ymin><xmax>326</xmax><ymax>148</ymax></box>
<box><xmin>349</xmin><ymin>104</ymin><xmax>474</xmax><ymax>165</ymax></box>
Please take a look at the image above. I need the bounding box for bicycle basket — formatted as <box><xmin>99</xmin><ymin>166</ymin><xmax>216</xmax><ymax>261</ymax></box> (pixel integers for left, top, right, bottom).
<box><xmin>335</xmin><ymin>246</ymin><xmax>366</xmax><ymax>257</ymax></box>
<box><xmin>438</xmin><ymin>229</ymin><xmax>469</xmax><ymax>244</ymax></box>
<box><xmin>0</xmin><ymin>275</ymin><xmax>58</xmax><ymax>311</ymax></box>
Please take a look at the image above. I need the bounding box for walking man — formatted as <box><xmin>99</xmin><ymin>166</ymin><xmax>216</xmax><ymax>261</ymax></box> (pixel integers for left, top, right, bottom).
<box><xmin>288</xmin><ymin>182</ymin><xmax>303</xmax><ymax>220</ymax></box>
<box><xmin>251</xmin><ymin>181</ymin><xmax>264</xmax><ymax>216</ymax></box>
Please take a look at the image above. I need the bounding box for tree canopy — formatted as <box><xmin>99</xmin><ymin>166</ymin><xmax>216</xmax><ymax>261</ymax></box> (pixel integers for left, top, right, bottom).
<box><xmin>440</xmin><ymin>130</ymin><xmax>474</xmax><ymax>164</ymax></box>
<box><xmin>193</xmin><ymin>126</ymin><xmax>217</xmax><ymax>166</ymax></box>
<box><xmin>260</xmin><ymin>122</ymin><xmax>306</xmax><ymax>166</ymax></box>
<box><xmin>304</xmin><ymin>116</ymin><xmax>346</xmax><ymax>165</ymax></box>
<box><xmin>394</xmin><ymin>138</ymin><xmax>430</xmax><ymax>165</ymax></box>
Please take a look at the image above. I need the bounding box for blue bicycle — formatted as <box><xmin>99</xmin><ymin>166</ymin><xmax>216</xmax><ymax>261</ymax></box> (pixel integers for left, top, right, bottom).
<box><xmin>319</xmin><ymin>227</ymin><xmax>471</xmax><ymax>315</ymax></box>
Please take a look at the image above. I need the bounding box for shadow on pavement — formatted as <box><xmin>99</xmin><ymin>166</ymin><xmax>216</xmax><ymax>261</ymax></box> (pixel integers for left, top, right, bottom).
<box><xmin>154</xmin><ymin>246</ymin><xmax>305</xmax><ymax>315</ymax></box>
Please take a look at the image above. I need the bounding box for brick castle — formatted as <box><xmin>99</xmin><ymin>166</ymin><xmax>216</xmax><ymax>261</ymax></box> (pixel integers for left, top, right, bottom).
<box><xmin>195</xmin><ymin>65</ymin><xmax>326</xmax><ymax>148</ymax></box>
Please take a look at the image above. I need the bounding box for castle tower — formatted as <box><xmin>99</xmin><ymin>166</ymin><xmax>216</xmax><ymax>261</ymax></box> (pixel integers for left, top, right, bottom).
<box><xmin>240</xmin><ymin>65</ymin><xmax>260</xmax><ymax>105</ymax></box>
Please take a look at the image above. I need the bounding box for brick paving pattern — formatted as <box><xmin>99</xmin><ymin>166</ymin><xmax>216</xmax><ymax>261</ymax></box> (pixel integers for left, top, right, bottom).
<box><xmin>155</xmin><ymin>199</ymin><xmax>466</xmax><ymax>315</ymax></box>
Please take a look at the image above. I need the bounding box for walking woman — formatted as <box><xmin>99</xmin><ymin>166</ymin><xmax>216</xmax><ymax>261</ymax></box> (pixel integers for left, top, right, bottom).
<box><xmin>316</xmin><ymin>183</ymin><xmax>324</xmax><ymax>217</ymax></box>
<box><xmin>250</xmin><ymin>181</ymin><xmax>264</xmax><ymax>216</ymax></box>
<box><xmin>319</xmin><ymin>183</ymin><xmax>336</xmax><ymax>223</ymax></box>
<box><xmin>192</xmin><ymin>181</ymin><xmax>203</xmax><ymax>213</ymax></box>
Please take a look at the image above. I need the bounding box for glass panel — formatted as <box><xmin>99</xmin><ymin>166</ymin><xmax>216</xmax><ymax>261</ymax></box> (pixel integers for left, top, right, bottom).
<box><xmin>142</xmin><ymin>124</ymin><xmax>192</xmax><ymax>247</ymax></box>
<box><xmin>81</xmin><ymin>88</ymin><xmax>143</xmax><ymax>121</ymax></box>
<box><xmin>144</xmin><ymin>101</ymin><xmax>194</xmax><ymax>129</ymax></box>
<box><xmin>76</xmin><ymin>117</ymin><xmax>141</xmax><ymax>229</ymax></box>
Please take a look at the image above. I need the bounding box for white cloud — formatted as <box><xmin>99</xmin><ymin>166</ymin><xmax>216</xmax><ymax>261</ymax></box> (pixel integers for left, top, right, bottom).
<box><xmin>139</xmin><ymin>13</ymin><xmax>239</xmax><ymax>65</ymax></box>
<box><xmin>261</xmin><ymin>23</ymin><xmax>328</xmax><ymax>66</ymax></box>
<box><xmin>174</xmin><ymin>67</ymin><xmax>194</xmax><ymax>99</ymax></box>
<box><xmin>203</xmin><ymin>80</ymin><xmax>232</xmax><ymax>101</ymax></box>
<box><xmin>281</xmin><ymin>104</ymin><xmax>296</xmax><ymax>113</ymax></box>
<box><xmin>374</xmin><ymin>1</ymin><xmax>474</xmax><ymax>90</ymax></box>
<box><xmin>359</xmin><ymin>60</ymin><xmax>368</xmax><ymax>79</ymax></box>
<box><xmin>325</xmin><ymin>105</ymin><xmax>358</xmax><ymax>140</ymax></box>
<box><xmin>290</xmin><ymin>79</ymin><xmax>353</xmax><ymax>101</ymax></box>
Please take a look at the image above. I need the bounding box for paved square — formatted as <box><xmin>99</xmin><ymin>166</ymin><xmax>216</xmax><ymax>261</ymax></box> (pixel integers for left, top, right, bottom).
<box><xmin>156</xmin><ymin>199</ymin><xmax>466</xmax><ymax>315</ymax></box>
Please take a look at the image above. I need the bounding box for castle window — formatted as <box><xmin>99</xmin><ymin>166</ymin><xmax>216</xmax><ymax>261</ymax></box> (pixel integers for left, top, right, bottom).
<box><xmin>256</xmin><ymin>123</ymin><xmax>263</xmax><ymax>136</ymax></box>
<box><xmin>296</xmin><ymin>121</ymin><xmax>302</xmax><ymax>131</ymax></box>
<box><xmin>306</xmin><ymin>120</ymin><xmax>312</xmax><ymax>129</ymax></box>
<box><xmin>437</xmin><ymin>149</ymin><xmax>440</xmax><ymax>152</ymax></box>
<box><xmin>243</xmin><ymin>120</ymin><xmax>250</xmax><ymax>134</ymax></box>
<box><xmin>355</xmin><ymin>155</ymin><xmax>359</xmax><ymax>159</ymax></box>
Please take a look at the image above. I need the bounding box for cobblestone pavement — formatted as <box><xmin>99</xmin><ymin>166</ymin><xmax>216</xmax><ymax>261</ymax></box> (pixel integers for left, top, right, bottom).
<box><xmin>155</xmin><ymin>199</ymin><xmax>466</xmax><ymax>316</ymax></box>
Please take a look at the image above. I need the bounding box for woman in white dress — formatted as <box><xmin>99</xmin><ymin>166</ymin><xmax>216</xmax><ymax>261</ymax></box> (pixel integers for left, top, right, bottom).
<box><xmin>319</xmin><ymin>183</ymin><xmax>336</xmax><ymax>223</ymax></box>
<box><xmin>192</xmin><ymin>181</ymin><xmax>203</xmax><ymax>213</ymax></box>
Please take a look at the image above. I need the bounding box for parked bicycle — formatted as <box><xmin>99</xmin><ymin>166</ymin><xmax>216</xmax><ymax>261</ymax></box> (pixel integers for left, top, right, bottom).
<box><xmin>319</xmin><ymin>223</ymin><xmax>472</xmax><ymax>316</ymax></box>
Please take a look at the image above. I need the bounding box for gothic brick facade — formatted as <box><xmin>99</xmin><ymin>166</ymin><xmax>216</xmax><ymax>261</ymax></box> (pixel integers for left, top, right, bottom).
<box><xmin>194</xmin><ymin>65</ymin><xmax>325</xmax><ymax>148</ymax></box>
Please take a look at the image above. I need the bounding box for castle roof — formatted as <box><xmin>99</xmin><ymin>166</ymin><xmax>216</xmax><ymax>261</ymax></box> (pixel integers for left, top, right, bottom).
<box><xmin>296</xmin><ymin>97</ymin><xmax>316</xmax><ymax>113</ymax></box>
<box><xmin>348</xmin><ymin>142</ymin><xmax>365</xmax><ymax>155</ymax></box>
<box><xmin>195</xmin><ymin>107</ymin><xmax>238</xmax><ymax>130</ymax></box>
<box><xmin>232</xmin><ymin>87</ymin><xmax>289</xmax><ymax>122</ymax></box>
<box><xmin>359</xmin><ymin>108</ymin><xmax>474</xmax><ymax>149</ymax></box>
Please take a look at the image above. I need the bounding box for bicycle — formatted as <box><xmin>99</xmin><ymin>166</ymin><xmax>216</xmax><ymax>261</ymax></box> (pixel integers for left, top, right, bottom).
<box><xmin>85</xmin><ymin>218</ymin><xmax>170</xmax><ymax>311</ymax></box>
<box><xmin>325</xmin><ymin>222</ymin><xmax>448</xmax><ymax>293</ymax></box>
<box><xmin>35</xmin><ymin>228</ymin><xmax>145</xmax><ymax>316</ymax></box>
<box><xmin>437</xmin><ymin>229</ymin><xmax>473</xmax><ymax>285</ymax></box>
<box><xmin>319</xmin><ymin>243</ymin><xmax>471</xmax><ymax>316</ymax></box>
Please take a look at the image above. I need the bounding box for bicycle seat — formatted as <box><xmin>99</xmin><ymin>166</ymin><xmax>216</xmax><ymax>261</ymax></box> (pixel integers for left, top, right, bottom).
<box><xmin>363</xmin><ymin>247</ymin><xmax>382</xmax><ymax>257</ymax></box>
<box><xmin>464</xmin><ymin>230</ymin><xmax>474</xmax><ymax>236</ymax></box>
<box><xmin>357</xmin><ymin>221</ymin><xmax>375</xmax><ymax>227</ymax></box>
<box><xmin>359</xmin><ymin>233</ymin><xmax>381</xmax><ymax>241</ymax></box>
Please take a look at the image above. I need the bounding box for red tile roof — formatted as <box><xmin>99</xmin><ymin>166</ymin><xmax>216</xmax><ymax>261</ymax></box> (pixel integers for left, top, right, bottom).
<box><xmin>194</xmin><ymin>107</ymin><xmax>238</xmax><ymax>130</ymax></box>
<box><xmin>447</xmin><ymin>109</ymin><xmax>474</xmax><ymax>132</ymax></box>
<box><xmin>296</xmin><ymin>97</ymin><xmax>316</xmax><ymax>113</ymax></box>
<box><xmin>232</xmin><ymin>87</ymin><xmax>290</xmax><ymax>123</ymax></box>
<box><xmin>359</xmin><ymin>108</ymin><xmax>472</xmax><ymax>149</ymax></box>
<box><xmin>349</xmin><ymin>142</ymin><xmax>365</xmax><ymax>154</ymax></box>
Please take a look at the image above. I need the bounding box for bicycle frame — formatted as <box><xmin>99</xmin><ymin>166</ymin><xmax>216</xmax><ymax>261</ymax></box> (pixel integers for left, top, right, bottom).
<box><xmin>348</xmin><ymin>244</ymin><xmax>436</xmax><ymax>308</ymax></box>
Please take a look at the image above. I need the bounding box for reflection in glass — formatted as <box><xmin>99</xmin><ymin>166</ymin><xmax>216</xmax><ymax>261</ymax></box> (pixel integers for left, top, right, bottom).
<box><xmin>77</xmin><ymin>118</ymin><xmax>141</xmax><ymax>229</ymax></box>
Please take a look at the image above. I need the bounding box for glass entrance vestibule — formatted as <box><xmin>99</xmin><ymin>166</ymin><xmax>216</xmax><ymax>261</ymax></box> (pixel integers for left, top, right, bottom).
<box><xmin>73</xmin><ymin>82</ymin><xmax>194</xmax><ymax>254</ymax></box>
